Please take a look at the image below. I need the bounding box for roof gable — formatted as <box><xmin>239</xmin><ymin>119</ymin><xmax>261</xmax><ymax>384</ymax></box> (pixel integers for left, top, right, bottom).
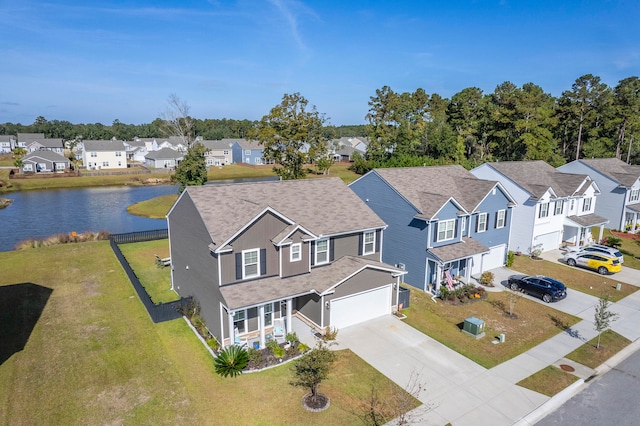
<box><xmin>578</xmin><ymin>158</ymin><xmax>640</xmax><ymax>188</ymax></box>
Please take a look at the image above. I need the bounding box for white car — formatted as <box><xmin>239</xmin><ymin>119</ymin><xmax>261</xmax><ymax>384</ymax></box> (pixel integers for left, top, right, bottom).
<box><xmin>566</xmin><ymin>244</ymin><xmax>624</xmax><ymax>264</ymax></box>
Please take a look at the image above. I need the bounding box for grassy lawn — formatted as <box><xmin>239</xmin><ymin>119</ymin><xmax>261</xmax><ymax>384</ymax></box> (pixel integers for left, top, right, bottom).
<box><xmin>401</xmin><ymin>287</ymin><xmax>580</xmax><ymax>368</ymax></box>
<box><xmin>512</xmin><ymin>256</ymin><xmax>638</xmax><ymax>302</ymax></box>
<box><xmin>597</xmin><ymin>228</ymin><xmax>640</xmax><ymax>270</ymax></box>
<box><xmin>118</xmin><ymin>239</ymin><xmax>179</xmax><ymax>303</ymax></box>
<box><xmin>0</xmin><ymin>242</ymin><xmax>417</xmax><ymax>424</ymax></box>
<box><xmin>516</xmin><ymin>366</ymin><xmax>579</xmax><ymax>397</ymax></box>
<box><xmin>127</xmin><ymin>194</ymin><xmax>178</xmax><ymax>218</ymax></box>
<box><xmin>565</xmin><ymin>329</ymin><xmax>632</xmax><ymax>369</ymax></box>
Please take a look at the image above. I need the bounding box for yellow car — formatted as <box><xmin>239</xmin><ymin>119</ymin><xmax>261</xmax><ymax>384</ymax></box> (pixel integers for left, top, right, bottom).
<box><xmin>564</xmin><ymin>252</ymin><xmax>622</xmax><ymax>275</ymax></box>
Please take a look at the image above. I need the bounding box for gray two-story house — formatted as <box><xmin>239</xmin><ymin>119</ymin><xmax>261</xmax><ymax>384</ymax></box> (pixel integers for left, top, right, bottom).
<box><xmin>349</xmin><ymin>166</ymin><xmax>515</xmax><ymax>294</ymax></box>
<box><xmin>167</xmin><ymin>178</ymin><xmax>404</xmax><ymax>348</ymax></box>
<box><xmin>558</xmin><ymin>158</ymin><xmax>640</xmax><ymax>233</ymax></box>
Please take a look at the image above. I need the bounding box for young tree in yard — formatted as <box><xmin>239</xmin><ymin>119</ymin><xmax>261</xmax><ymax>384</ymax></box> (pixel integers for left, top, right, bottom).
<box><xmin>290</xmin><ymin>341</ymin><xmax>336</xmax><ymax>409</ymax></box>
<box><xmin>255</xmin><ymin>93</ymin><xmax>328</xmax><ymax>180</ymax></box>
<box><xmin>505</xmin><ymin>287</ymin><xmax>525</xmax><ymax>318</ymax></box>
<box><xmin>159</xmin><ymin>94</ymin><xmax>194</xmax><ymax>147</ymax></box>
<box><xmin>172</xmin><ymin>142</ymin><xmax>207</xmax><ymax>193</ymax></box>
<box><xmin>594</xmin><ymin>295</ymin><xmax>619</xmax><ymax>349</ymax></box>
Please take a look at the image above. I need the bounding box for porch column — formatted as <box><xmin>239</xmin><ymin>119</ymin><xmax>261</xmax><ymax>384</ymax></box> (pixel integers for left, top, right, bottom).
<box><xmin>227</xmin><ymin>311</ymin><xmax>235</xmax><ymax>348</ymax></box>
<box><xmin>286</xmin><ymin>298</ymin><xmax>292</xmax><ymax>334</ymax></box>
<box><xmin>259</xmin><ymin>305</ymin><xmax>266</xmax><ymax>349</ymax></box>
<box><xmin>598</xmin><ymin>225</ymin><xmax>604</xmax><ymax>243</ymax></box>
<box><xmin>435</xmin><ymin>264</ymin><xmax>443</xmax><ymax>294</ymax></box>
<box><xmin>465</xmin><ymin>258</ymin><xmax>472</xmax><ymax>283</ymax></box>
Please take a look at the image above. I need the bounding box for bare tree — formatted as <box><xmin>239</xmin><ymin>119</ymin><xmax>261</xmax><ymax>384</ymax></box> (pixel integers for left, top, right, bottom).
<box><xmin>505</xmin><ymin>287</ymin><xmax>525</xmax><ymax>317</ymax></box>
<box><xmin>159</xmin><ymin>94</ymin><xmax>194</xmax><ymax>147</ymax></box>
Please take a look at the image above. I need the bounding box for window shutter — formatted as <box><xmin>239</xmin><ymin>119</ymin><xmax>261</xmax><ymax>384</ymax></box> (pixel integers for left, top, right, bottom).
<box><xmin>311</xmin><ymin>244</ymin><xmax>315</xmax><ymax>266</ymax></box>
<box><xmin>475</xmin><ymin>216</ymin><xmax>479</xmax><ymax>233</ymax></box>
<box><xmin>375</xmin><ymin>230</ymin><xmax>381</xmax><ymax>252</ymax></box>
<box><xmin>358</xmin><ymin>233</ymin><xmax>363</xmax><ymax>255</ymax></box>
<box><xmin>260</xmin><ymin>249</ymin><xmax>267</xmax><ymax>275</ymax></box>
<box><xmin>433</xmin><ymin>224</ymin><xmax>438</xmax><ymax>243</ymax></box>
<box><xmin>235</xmin><ymin>253</ymin><xmax>242</xmax><ymax>280</ymax></box>
<box><xmin>454</xmin><ymin>220</ymin><xmax>458</xmax><ymax>239</ymax></box>
<box><xmin>330</xmin><ymin>239</ymin><xmax>335</xmax><ymax>261</ymax></box>
<box><xmin>494</xmin><ymin>212</ymin><xmax>498</xmax><ymax>228</ymax></box>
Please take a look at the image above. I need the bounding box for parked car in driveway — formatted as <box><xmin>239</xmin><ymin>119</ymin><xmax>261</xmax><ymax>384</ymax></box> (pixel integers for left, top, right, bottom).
<box><xmin>563</xmin><ymin>251</ymin><xmax>621</xmax><ymax>275</ymax></box>
<box><xmin>507</xmin><ymin>275</ymin><xmax>567</xmax><ymax>303</ymax></box>
<box><xmin>566</xmin><ymin>244</ymin><xmax>624</xmax><ymax>264</ymax></box>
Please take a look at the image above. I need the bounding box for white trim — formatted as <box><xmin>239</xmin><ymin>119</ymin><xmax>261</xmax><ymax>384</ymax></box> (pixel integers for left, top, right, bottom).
<box><xmin>242</xmin><ymin>248</ymin><xmax>260</xmax><ymax>279</ymax></box>
<box><xmin>431</xmin><ymin>197</ymin><xmax>468</xmax><ymax>220</ymax></box>
<box><xmin>315</xmin><ymin>239</ymin><xmax>329</xmax><ymax>265</ymax></box>
<box><xmin>477</xmin><ymin>212</ymin><xmax>488</xmax><ymax>232</ymax></box>
<box><xmin>363</xmin><ymin>230</ymin><xmax>375</xmax><ymax>255</ymax></box>
<box><xmin>290</xmin><ymin>242</ymin><xmax>302</xmax><ymax>262</ymax></box>
<box><xmin>437</xmin><ymin>219</ymin><xmax>456</xmax><ymax>242</ymax></box>
<box><xmin>496</xmin><ymin>209</ymin><xmax>506</xmax><ymax>229</ymax></box>
<box><xmin>320</xmin><ymin>264</ymin><xmax>406</xmax><ymax>295</ymax></box>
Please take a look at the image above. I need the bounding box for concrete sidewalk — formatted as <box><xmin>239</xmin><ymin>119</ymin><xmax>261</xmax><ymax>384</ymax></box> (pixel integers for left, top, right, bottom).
<box><xmin>337</xmin><ymin>261</ymin><xmax>640</xmax><ymax>425</ymax></box>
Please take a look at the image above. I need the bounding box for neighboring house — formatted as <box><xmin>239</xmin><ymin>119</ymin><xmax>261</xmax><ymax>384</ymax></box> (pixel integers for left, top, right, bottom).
<box><xmin>81</xmin><ymin>140</ymin><xmax>127</xmax><ymax>170</ymax></box>
<box><xmin>0</xmin><ymin>135</ymin><xmax>16</xmax><ymax>153</ymax></box>
<box><xmin>558</xmin><ymin>158</ymin><xmax>640</xmax><ymax>233</ymax></box>
<box><xmin>20</xmin><ymin>151</ymin><xmax>70</xmax><ymax>173</ymax></box>
<box><xmin>144</xmin><ymin>147</ymin><xmax>183</xmax><ymax>168</ymax></box>
<box><xmin>158</xmin><ymin>136</ymin><xmax>188</xmax><ymax>152</ymax></box>
<box><xmin>167</xmin><ymin>178</ymin><xmax>405</xmax><ymax>348</ymax></box>
<box><xmin>231</xmin><ymin>139</ymin><xmax>269</xmax><ymax>164</ymax></box>
<box><xmin>17</xmin><ymin>133</ymin><xmax>44</xmax><ymax>150</ymax></box>
<box><xmin>472</xmin><ymin>160</ymin><xmax>607</xmax><ymax>253</ymax></box>
<box><xmin>132</xmin><ymin>137</ymin><xmax>160</xmax><ymax>152</ymax></box>
<box><xmin>200</xmin><ymin>139</ymin><xmax>234</xmax><ymax>166</ymax></box>
<box><xmin>123</xmin><ymin>140</ymin><xmax>149</xmax><ymax>163</ymax></box>
<box><xmin>349</xmin><ymin>165</ymin><xmax>516</xmax><ymax>294</ymax></box>
<box><xmin>26</xmin><ymin>138</ymin><xmax>64</xmax><ymax>153</ymax></box>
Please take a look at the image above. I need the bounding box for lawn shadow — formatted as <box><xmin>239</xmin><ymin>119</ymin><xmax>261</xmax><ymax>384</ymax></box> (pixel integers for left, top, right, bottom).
<box><xmin>0</xmin><ymin>283</ymin><xmax>53</xmax><ymax>365</ymax></box>
<box><xmin>563</xmin><ymin>326</ymin><xmax>585</xmax><ymax>341</ymax></box>
<box><xmin>549</xmin><ymin>314</ymin><xmax>570</xmax><ymax>331</ymax></box>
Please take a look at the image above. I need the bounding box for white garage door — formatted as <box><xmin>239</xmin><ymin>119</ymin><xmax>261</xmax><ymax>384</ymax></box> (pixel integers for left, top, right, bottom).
<box><xmin>482</xmin><ymin>244</ymin><xmax>506</xmax><ymax>271</ymax></box>
<box><xmin>330</xmin><ymin>285</ymin><xmax>392</xmax><ymax>330</ymax></box>
<box><xmin>535</xmin><ymin>232</ymin><xmax>561</xmax><ymax>252</ymax></box>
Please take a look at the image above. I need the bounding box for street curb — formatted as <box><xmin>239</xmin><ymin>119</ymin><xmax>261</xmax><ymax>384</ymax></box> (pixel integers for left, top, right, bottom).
<box><xmin>515</xmin><ymin>336</ymin><xmax>640</xmax><ymax>425</ymax></box>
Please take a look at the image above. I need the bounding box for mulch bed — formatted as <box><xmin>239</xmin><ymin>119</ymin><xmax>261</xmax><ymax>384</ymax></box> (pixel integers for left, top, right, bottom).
<box><xmin>302</xmin><ymin>393</ymin><xmax>330</xmax><ymax>412</ymax></box>
<box><xmin>611</xmin><ymin>230</ymin><xmax>640</xmax><ymax>240</ymax></box>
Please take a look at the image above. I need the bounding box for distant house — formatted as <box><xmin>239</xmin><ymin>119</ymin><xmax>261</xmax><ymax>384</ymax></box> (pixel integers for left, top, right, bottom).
<box><xmin>349</xmin><ymin>165</ymin><xmax>515</xmax><ymax>294</ymax></box>
<box><xmin>167</xmin><ymin>178</ymin><xmax>405</xmax><ymax>348</ymax></box>
<box><xmin>200</xmin><ymin>139</ymin><xmax>234</xmax><ymax>166</ymax></box>
<box><xmin>145</xmin><ymin>147</ymin><xmax>183</xmax><ymax>169</ymax></box>
<box><xmin>158</xmin><ymin>136</ymin><xmax>188</xmax><ymax>153</ymax></box>
<box><xmin>82</xmin><ymin>140</ymin><xmax>127</xmax><ymax>170</ymax></box>
<box><xmin>17</xmin><ymin>133</ymin><xmax>64</xmax><ymax>153</ymax></box>
<box><xmin>123</xmin><ymin>140</ymin><xmax>149</xmax><ymax>163</ymax></box>
<box><xmin>471</xmin><ymin>160</ymin><xmax>607</xmax><ymax>252</ymax></box>
<box><xmin>0</xmin><ymin>135</ymin><xmax>16</xmax><ymax>153</ymax></box>
<box><xmin>16</xmin><ymin>133</ymin><xmax>44</xmax><ymax>150</ymax></box>
<box><xmin>21</xmin><ymin>151</ymin><xmax>70</xmax><ymax>173</ymax></box>
<box><xmin>231</xmin><ymin>139</ymin><xmax>269</xmax><ymax>165</ymax></box>
<box><xmin>558</xmin><ymin>158</ymin><xmax>640</xmax><ymax>233</ymax></box>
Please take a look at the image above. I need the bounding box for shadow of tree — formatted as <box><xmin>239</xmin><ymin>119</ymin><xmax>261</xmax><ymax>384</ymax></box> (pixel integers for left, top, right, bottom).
<box><xmin>0</xmin><ymin>283</ymin><xmax>53</xmax><ymax>365</ymax></box>
<box><xmin>549</xmin><ymin>314</ymin><xmax>570</xmax><ymax>331</ymax></box>
<box><xmin>487</xmin><ymin>299</ymin><xmax>506</xmax><ymax>314</ymax></box>
<box><xmin>563</xmin><ymin>327</ymin><xmax>585</xmax><ymax>341</ymax></box>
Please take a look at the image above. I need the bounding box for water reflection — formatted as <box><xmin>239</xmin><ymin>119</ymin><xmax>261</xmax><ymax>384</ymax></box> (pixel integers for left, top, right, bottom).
<box><xmin>0</xmin><ymin>185</ymin><xmax>178</xmax><ymax>251</ymax></box>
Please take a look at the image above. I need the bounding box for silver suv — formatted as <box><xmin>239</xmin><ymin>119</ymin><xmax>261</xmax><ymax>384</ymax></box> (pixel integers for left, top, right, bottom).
<box><xmin>567</xmin><ymin>244</ymin><xmax>624</xmax><ymax>264</ymax></box>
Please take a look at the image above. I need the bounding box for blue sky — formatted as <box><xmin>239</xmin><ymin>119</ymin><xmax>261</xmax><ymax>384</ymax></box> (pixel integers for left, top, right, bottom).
<box><xmin>1</xmin><ymin>0</ymin><xmax>639</xmax><ymax>126</ymax></box>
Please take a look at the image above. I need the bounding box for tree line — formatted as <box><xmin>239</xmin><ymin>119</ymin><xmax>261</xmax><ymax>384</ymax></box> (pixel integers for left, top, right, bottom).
<box><xmin>361</xmin><ymin>74</ymin><xmax>640</xmax><ymax>171</ymax></box>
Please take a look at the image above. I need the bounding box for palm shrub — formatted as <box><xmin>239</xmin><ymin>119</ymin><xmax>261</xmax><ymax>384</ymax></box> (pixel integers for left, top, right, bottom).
<box><xmin>506</xmin><ymin>250</ymin><xmax>515</xmax><ymax>267</ymax></box>
<box><xmin>214</xmin><ymin>345</ymin><xmax>249</xmax><ymax>377</ymax></box>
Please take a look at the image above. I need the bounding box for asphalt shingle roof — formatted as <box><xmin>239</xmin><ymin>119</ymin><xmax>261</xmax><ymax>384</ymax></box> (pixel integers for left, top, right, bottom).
<box><xmin>486</xmin><ymin>161</ymin><xmax>590</xmax><ymax>198</ymax></box>
<box><xmin>579</xmin><ymin>158</ymin><xmax>640</xmax><ymax>188</ymax></box>
<box><xmin>23</xmin><ymin>151</ymin><xmax>69</xmax><ymax>162</ymax></box>
<box><xmin>372</xmin><ymin>166</ymin><xmax>500</xmax><ymax>219</ymax></box>
<box><xmin>428</xmin><ymin>237</ymin><xmax>490</xmax><ymax>263</ymax></box>
<box><xmin>565</xmin><ymin>214</ymin><xmax>609</xmax><ymax>227</ymax></box>
<box><xmin>183</xmin><ymin>177</ymin><xmax>386</xmax><ymax>249</ymax></box>
<box><xmin>145</xmin><ymin>147</ymin><xmax>183</xmax><ymax>160</ymax></box>
<box><xmin>83</xmin><ymin>140</ymin><xmax>126</xmax><ymax>151</ymax></box>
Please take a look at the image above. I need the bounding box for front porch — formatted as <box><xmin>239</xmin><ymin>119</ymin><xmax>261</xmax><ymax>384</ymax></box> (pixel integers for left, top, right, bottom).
<box><xmin>426</xmin><ymin>237</ymin><xmax>490</xmax><ymax>295</ymax></box>
<box><xmin>563</xmin><ymin>213</ymin><xmax>608</xmax><ymax>247</ymax></box>
<box><xmin>624</xmin><ymin>205</ymin><xmax>640</xmax><ymax>233</ymax></box>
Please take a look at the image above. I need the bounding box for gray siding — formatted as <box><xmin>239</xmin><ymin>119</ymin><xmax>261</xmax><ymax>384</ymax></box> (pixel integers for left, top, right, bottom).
<box><xmin>220</xmin><ymin>211</ymin><xmax>287</xmax><ymax>284</ymax></box>
<box><xmin>168</xmin><ymin>193</ymin><xmax>223</xmax><ymax>342</ymax></box>
<box><xmin>281</xmin><ymin>230</ymin><xmax>310</xmax><ymax>278</ymax></box>
<box><xmin>295</xmin><ymin>293</ymin><xmax>322</xmax><ymax>325</ymax></box>
<box><xmin>350</xmin><ymin>172</ymin><xmax>429</xmax><ymax>290</ymax></box>
<box><xmin>325</xmin><ymin>268</ymin><xmax>395</xmax><ymax>302</ymax></box>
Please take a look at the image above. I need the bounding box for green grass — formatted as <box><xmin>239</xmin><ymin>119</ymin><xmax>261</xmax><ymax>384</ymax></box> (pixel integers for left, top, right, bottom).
<box><xmin>118</xmin><ymin>239</ymin><xmax>179</xmax><ymax>303</ymax></box>
<box><xmin>127</xmin><ymin>194</ymin><xmax>178</xmax><ymax>218</ymax></box>
<box><xmin>600</xmin><ymin>229</ymin><xmax>640</xmax><ymax>270</ymax></box>
<box><xmin>512</xmin><ymin>256</ymin><xmax>638</xmax><ymax>301</ymax></box>
<box><xmin>0</xmin><ymin>241</ymin><xmax>417</xmax><ymax>424</ymax></box>
<box><xmin>516</xmin><ymin>366</ymin><xmax>579</xmax><ymax>397</ymax></box>
<box><xmin>565</xmin><ymin>329</ymin><xmax>632</xmax><ymax>369</ymax></box>
<box><xmin>401</xmin><ymin>287</ymin><xmax>580</xmax><ymax>368</ymax></box>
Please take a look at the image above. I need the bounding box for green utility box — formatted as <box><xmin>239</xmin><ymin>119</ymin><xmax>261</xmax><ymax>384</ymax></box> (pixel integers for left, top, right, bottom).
<box><xmin>462</xmin><ymin>317</ymin><xmax>485</xmax><ymax>339</ymax></box>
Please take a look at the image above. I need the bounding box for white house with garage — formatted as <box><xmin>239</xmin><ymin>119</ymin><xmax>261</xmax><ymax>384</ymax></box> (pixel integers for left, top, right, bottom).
<box><xmin>471</xmin><ymin>160</ymin><xmax>607</xmax><ymax>253</ymax></box>
<box><xmin>167</xmin><ymin>178</ymin><xmax>405</xmax><ymax>348</ymax></box>
<box><xmin>82</xmin><ymin>140</ymin><xmax>127</xmax><ymax>170</ymax></box>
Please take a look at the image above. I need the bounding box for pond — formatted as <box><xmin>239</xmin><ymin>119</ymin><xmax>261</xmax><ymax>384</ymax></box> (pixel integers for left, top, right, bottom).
<box><xmin>0</xmin><ymin>185</ymin><xmax>179</xmax><ymax>252</ymax></box>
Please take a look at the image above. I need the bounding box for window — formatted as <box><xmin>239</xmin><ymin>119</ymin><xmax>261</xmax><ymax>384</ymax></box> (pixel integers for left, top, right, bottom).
<box><xmin>117</xmin><ymin>161</ymin><xmax>122</xmax><ymax>167</ymax></box>
<box><xmin>290</xmin><ymin>243</ymin><xmax>301</xmax><ymax>262</ymax></box>
<box><xmin>363</xmin><ymin>231</ymin><xmax>375</xmax><ymax>255</ymax></box>
<box><xmin>90</xmin><ymin>152</ymin><xmax>97</xmax><ymax>157</ymax></box>
<box><xmin>582</xmin><ymin>197</ymin><xmax>592</xmax><ymax>212</ymax></box>
<box><xmin>207</xmin><ymin>159</ymin><xmax>213</xmax><ymax>165</ymax></box>
<box><xmin>115</xmin><ymin>151</ymin><xmax>122</xmax><ymax>157</ymax></box>
<box><xmin>570</xmin><ymin>199</ymin><xmax>575</xmax><ymax>210</ymax></box>
<box><xmin>496</xmin><ymin>210</ymin><xmax>506</xmax><ymax>229</ymax></box>
<box><xmin>437</xmin><ymin>219</ymin><xmax>455</xmax><ymax>242</ymax></box>
<box><xmin>244</xmin><ymin>149</ymin><xmax>251</xmax><ymax>155</ymax></box>
<box><xmin>554</xmin><ymin>200</ymin><xmax>563</xmax><ymax>215</ymax></box>
<box><xmin>56</xmin><ymin>163</ymin><xmax>65</xmax><ymax>170</ymax></box>
<box><xmin>631</xmin><ymin>189</ymin><xmax>639</xmax><ymax>202</ymax></box>
<box><xmin>255</xmin><ymin>157</ymin><xmax>262</xmax><ymax>164</ymax></box>
<box><xmin>477</xmin><ymin>213</ymin><xmax>488</xmax><ymax>232</ymax></box>
<box><xmin>539</xmin><ymin>203</ymin><xmax>549</xmax><ymax>218</ymax></box>
<box><xmin>461</xmin><ymin>216</ymin><xmax>466</xmax><ymax>233</ymax></box>
<box><xmin>102</xmin><ymin>161</ymin><xmax>109</xmax><ymax>167</ymax></box>
<box><xmin>315</xmin><ymin>239</ymin><xmax>329</xmax><ymax>264</ymax></box>
<box><xmin>264</xmin><ymin>303</ymin><xmax>273</xmax><ymax>327</ymax></box>
<box><xmin>23</xmin><ymin>164</ymin><xmax>33</xmax><ymax>171</ymax></box>
<box><xmin>242</xmin><ymin>249</ymin><xmax>259</xmax><ymax>279</ymax></box>
<box><xmin>223</xmin><ymin>150</ymin><xmax>229</xmax><ymax>155</ymax></box>
<box><xmin>233</xmin><ymin>310</ymin><xmax>246</xmax><ymax>334</ymax></box>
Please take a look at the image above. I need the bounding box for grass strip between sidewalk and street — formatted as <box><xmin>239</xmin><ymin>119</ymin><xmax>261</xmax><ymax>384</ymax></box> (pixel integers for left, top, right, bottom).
<box><xmin>516</xmin><ymin>365</ymin><xmax>579</xmax><ymax>397</ymax></box>
<box><xmin>565</xmin><ymin>329</ymin><xmax>632</xmax><ymax>369</ymax></box>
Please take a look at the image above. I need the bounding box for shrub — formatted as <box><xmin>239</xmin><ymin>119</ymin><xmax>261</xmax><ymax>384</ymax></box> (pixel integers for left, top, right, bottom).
<box><xmin>214</xmin><ymin>345</ymin><xmax>249</xmax><ymax>377</ymax></box>
<box><xmin>506</xmin><ymin>250</ymin><xmax>515</xmax><ymax>267</ymax></box>
<box><xmin>286</xmin><ymin>331</ymin><xmax>299</xmax><ymax>343</ymax></box>
<box><xmin>323</xmin><ymin>326</ymin><xmax>339</xmax><ymax>341</ymax></box>
<box><xmin>480</xmin><ymin>271</ymin><xmax>494</xmax><ymax>287</ymax></box>
<box><xmin>601</xmin><ymin>235</ymin><xmax>622</xmax><ymax>248</ymax></box>
<box><xmin>267</xmin><ymin>339</ymin><xmax>285</xmax><ymax>358</ymax></box>
<box><xmin>298</xmin><ymin>342</ymin><xmax>311</xmax><ymax>353</ymax></box>
<box><xmin>206</xmin><ymin>337</ymin><xmax>219</xmax><ymax>351</ymax></box>
<box><xmin>247</xmin><ymin>347</ymin><xmax>263</xmax><ymax>368</ymax></box>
